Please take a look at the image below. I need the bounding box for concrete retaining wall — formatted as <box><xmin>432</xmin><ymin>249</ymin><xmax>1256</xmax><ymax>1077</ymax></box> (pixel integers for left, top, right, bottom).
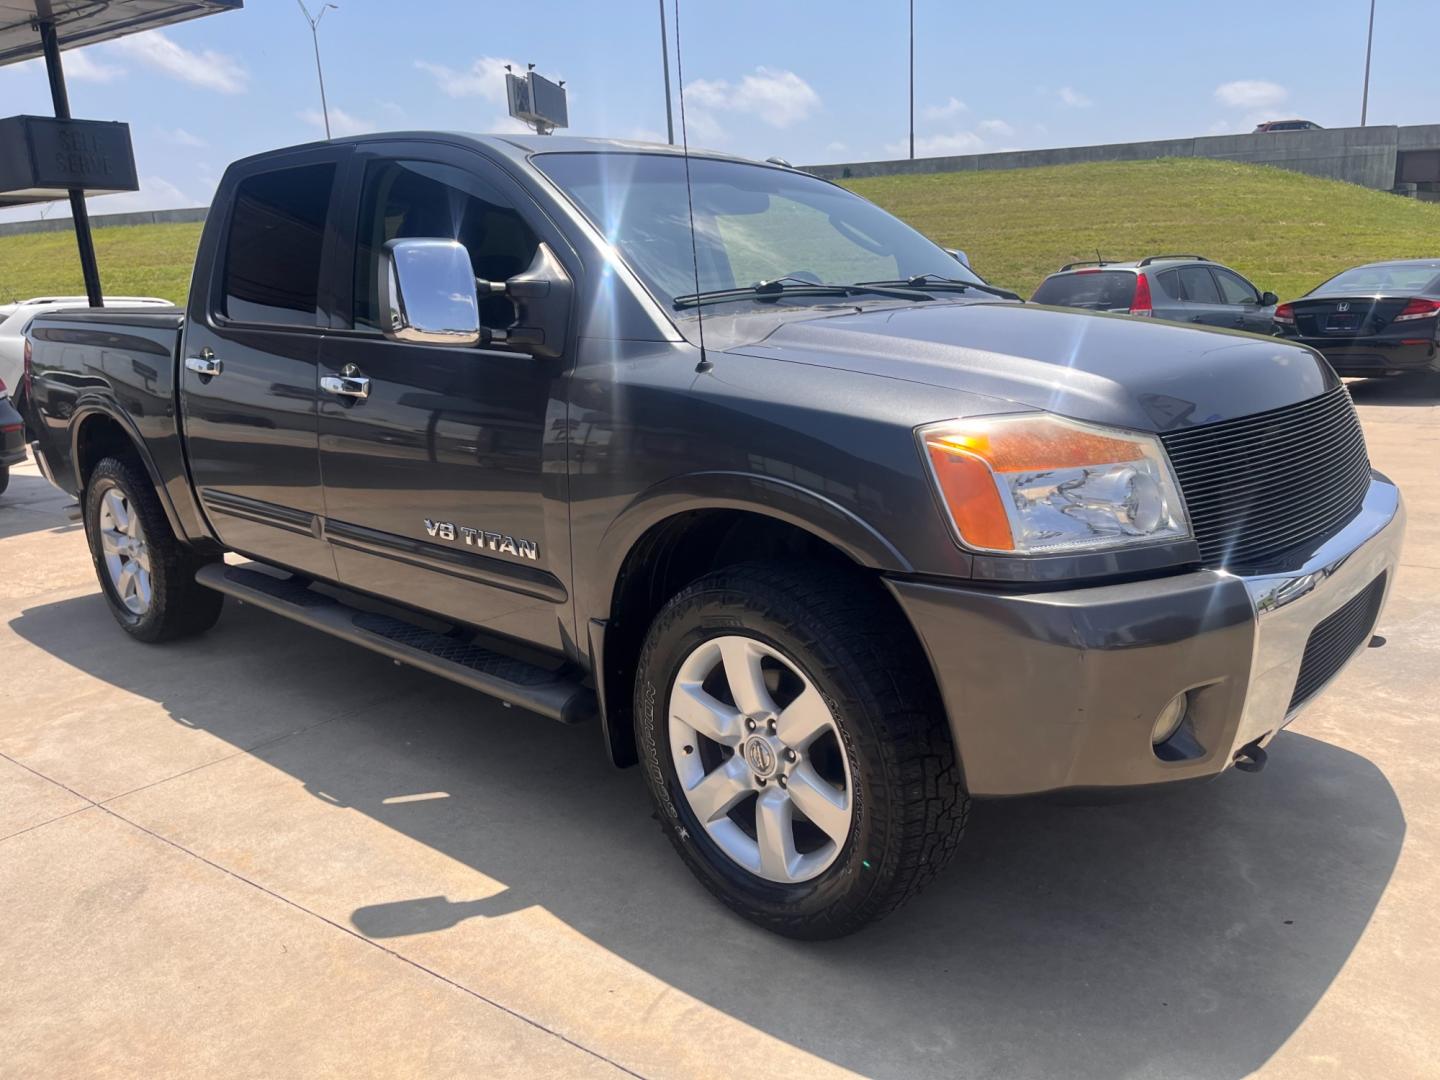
<box><xmin>0</xmin><ymin>206</ymin><xmax>208</xmax><ymax>239</ymax></box>
<box><xmin>805</xmin><ymin>123</ymin><xmax>1440</xmax><ymax>191</ymax></box>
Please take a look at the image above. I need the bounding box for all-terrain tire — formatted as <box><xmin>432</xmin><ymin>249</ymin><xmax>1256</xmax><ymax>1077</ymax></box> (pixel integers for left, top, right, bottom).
<box><xmin>634</xmin><ymin>560</ymin><xmax>968</xmax><ymax>939</ymax></box>
<box><xmin>84</xmin><ymin>456</ymin><xmax>223</xmax><ymax>642</ymax></box>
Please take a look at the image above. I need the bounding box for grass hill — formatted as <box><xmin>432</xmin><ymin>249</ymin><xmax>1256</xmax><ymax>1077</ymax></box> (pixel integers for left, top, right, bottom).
<box><xmin>845</xmin><ymin>157</ymin><xmax>1440</xmax><ymax>300</ymax></box>
<box><xmin>0</xmin><ymin>221</ymin><xmax>202</xmax><ymax>307</ymax></box>
<box><xmin>2</xmin><ymin>158</ymin><xmax>1439</xmax><ymax>307</ymax></box>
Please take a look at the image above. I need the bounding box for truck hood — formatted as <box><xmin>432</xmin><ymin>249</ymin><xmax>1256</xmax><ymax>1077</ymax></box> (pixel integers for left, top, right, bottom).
<box><xmin>730</xmin><ymin>301</ymin><xmax>1336</xmax><ymax>432</ymax></box>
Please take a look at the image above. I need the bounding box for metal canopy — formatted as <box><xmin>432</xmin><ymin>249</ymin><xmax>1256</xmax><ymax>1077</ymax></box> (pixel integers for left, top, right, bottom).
<box><xmin>0</xmin><ymin>1</ymin><xmax>241</xmax><ymax>67</ymax></box>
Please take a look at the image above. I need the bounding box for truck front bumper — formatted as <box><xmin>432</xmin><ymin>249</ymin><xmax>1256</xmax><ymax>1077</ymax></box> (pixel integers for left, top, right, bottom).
<box><xmin>886</xmin><ymin>472</ymin><xmax>1405</xmax><ymax>797</ymax></box>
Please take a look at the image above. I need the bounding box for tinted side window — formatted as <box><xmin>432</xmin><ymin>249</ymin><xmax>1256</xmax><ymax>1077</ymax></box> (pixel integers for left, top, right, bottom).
<box><xmin>1213</xmin><ymin>268</ymin><xmax>1259</xmax><ymax>305</ymax></box>
<box><xmin>1176</xmin><ymin>266</ymin><xmax>1222</xmax><ymax>304</ymax></box>
<box><xmin>1031</xmin><ymin>271</ymin><xmax>1136</xmax><ymax>310</ymax></box>
<box><xmin>1153</xmin><ymin>270</ymin><xmax>1183</xmax><ymax>301</ymax></box>
<box><xmin>222</xmin><ymin>163</ymin><xmax>336</xmax><ymax>326</ymax></box>
<box><xmin>354</xmin><ymin>159</ymin><xmax>539</xmax><ymax>330</ymax></box>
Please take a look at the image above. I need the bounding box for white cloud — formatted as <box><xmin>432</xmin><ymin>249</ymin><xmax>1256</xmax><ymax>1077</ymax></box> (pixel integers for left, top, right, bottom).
<box><xmin>684</xmin><ymin>66</ymin><xmax>820</xmax><ymax>128</ymax></box>
<box><xmin>298</xmin><ymin>107</ymin><xmax>375</xmax><ymax>137</ymax></box>
<box><xmin>486</xmin><ymin>114</ymin><xmax>533</xmax><ymax>135</ymax></box>
<box><xmin>978</xmin><ymin>119</ymin><xmax>1015</xmax><ymax>138</ymax></box>
<box><xmin>110</xmin><ymin>30</ymin><xmax>246</xmax><ymax>93</ymax></box>
<box><xmin>160</xmin><ymin>127</ymin><xmax>206</xmax><ymax>148</ymax></box>
<box><xmin>414</xmin><ymin>56</ymin><xmax>519</xmax><ymax>102</ymax></box>
<box><xmin>91</xmin><ymin>175</ymin><xmax>192</xmax><ymax>214</ymax></box>
<box><xmin>923</xmin><ymin>97</ymin><xmax>968</xmax><ymax>120</ymax></box>
<box><xmin>826</xmin><ymin>140</ymin><xmax>848</xmax><ymax>152</ymax></box>
<box><xmin>64</xmin><ymin>50</ymin><xmax>125</xmax><ymax>82</ymax></box>
<box><xmin>886</xmin><ymin>130</ymin><xmax>985</xmax><ymax>157</ymax></box>
<box><xmin>1208</xmin><ymin>119</ymin><xmax>1232</xmax><ymax>135</ymax></box>
<box><xmin>1058</xmin><ymin>86</ymin><xmax>1092</xmax><ymax>108</ymax></box>
<box><xmin>1214</xmin><ymin>79</ymin><xmax>1287</xmax><ymax>109</ymax></box>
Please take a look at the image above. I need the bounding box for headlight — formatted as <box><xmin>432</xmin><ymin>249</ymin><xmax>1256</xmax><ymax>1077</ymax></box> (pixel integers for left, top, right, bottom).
<box><xmin>918</xmin><ymin>413</ymin><xmax>1190</xmax><ymax>554</ymax></box>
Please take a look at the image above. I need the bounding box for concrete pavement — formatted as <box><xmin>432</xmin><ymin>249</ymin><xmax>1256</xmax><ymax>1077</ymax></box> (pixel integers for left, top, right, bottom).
<box><xmin>2</xmin><ymin>378</ymin><xmax>1438</xmax><ymax>1079</ymax></box>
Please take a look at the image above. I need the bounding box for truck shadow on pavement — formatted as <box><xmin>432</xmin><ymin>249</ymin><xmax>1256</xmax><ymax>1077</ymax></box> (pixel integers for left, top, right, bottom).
<box><xmin>10</xmin><ymin>593</ymin><xmax>1406</xmax><ymax>1080</ymax></box>
<box><xmin>0</xmin><ymin>471</ymin><xmax>80</xmax><ymax>541</ymax></box>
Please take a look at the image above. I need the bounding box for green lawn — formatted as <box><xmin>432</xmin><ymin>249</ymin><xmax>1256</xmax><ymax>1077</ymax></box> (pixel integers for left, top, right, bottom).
<box><xmin>0</xmin><ymin>221</ymin><xmax>202</xmax><ymax>307</ymax></box>
<box><xmin>845</xmin><ymin>157</ymin><xmax>1440</xmax><ymax>301</ymax></box>
<box><xmin>3</xmin><ymin>158</ymin><xmax>1439</xmax><ymax>307</ymax></box>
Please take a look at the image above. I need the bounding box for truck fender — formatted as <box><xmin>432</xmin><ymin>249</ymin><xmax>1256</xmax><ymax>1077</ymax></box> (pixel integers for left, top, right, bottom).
<box><xmin>69</xmin><ymin>403</ymin><xmax>189</xmax><ymax>543</ymax></box>
<box><xmin>588</xmin><ymin>469</ymin><xmax>913</xmax><ymax>618</ymax></box>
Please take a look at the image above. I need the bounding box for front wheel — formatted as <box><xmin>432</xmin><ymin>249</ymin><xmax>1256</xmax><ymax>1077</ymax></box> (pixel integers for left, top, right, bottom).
<box><xmin>634</xmin><ymin>562</ymin><xmax>968</xmax><ymax>938</ymax></box>
<box><xmin>84</xmin><ymin>456</ymin><xmax>223</xmax><ymax>642</ymax></box>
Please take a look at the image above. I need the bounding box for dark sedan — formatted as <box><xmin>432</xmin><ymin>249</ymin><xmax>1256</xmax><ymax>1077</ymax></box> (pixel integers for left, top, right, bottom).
<box><xmin>1275</xmin><ymin>259</ymin><xmax>1440</xmax><ymax>377</ymax></box>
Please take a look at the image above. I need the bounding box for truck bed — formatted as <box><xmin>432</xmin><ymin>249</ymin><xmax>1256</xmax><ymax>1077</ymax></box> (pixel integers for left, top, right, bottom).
<box><xmin>38</xmin><ymin>307</ymin><xmax>184</xmax><ymax>332</ymax></box>
<box><xmin>23</xmin><ymin>307</ymin><xmax>188</xmax><ymax>513</ymax></box>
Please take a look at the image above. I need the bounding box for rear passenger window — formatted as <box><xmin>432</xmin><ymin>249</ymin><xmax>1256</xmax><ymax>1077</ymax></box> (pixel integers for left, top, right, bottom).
<box><xmin>222</xmin><ymin>163</ymin><xmax>336</xmax><ymax>326</ymax></box>
<box><xmin>1153</xmin><ymin>270</ymin><xmax>1182</xmax><ymax>301</ymax></box>
<box><xmin>1176</xmin><ymin>266</ymin><xmax>1222</xmax><ymax>304</ymax></box>
<box><xmin>353</xmin><ymin>159</ymin><xmax>540</xmax><ymax>331</ymax></box>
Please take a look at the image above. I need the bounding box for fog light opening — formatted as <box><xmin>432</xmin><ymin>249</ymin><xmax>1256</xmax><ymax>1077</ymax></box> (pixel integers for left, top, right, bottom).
<box><xmin>1151</xmin><ymin>691</ymin><xmax>1205</xmax><ymax>762</ymax></box>
<box><xmin>1151</xmin><ymin>693</ymin><xmax>1189</xmax><ymax>746</ymax></box>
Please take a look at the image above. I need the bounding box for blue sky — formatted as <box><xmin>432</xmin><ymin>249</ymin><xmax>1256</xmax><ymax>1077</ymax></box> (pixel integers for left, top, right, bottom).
<box><xmin>1</xmin><ymin>0</ymin><xmax>1434</xmax><ymax>222</ymax></box>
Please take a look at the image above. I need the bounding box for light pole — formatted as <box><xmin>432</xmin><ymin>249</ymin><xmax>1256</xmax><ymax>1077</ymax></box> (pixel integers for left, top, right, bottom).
<box><xmin>908</xmin><ymin>0</ymin><xmax>915</xmax><ymax>159</ymax></box>
<box><xmin>1360</xmin><ymin>0</ymin><xmax>1376</xmax><ymax>126</ymax></box>
<box><xmin>297</xmin><ymin>1</ymin><xmax>338</xmax><ymax>139</ymax></box>
<box><xmin>659</xmin><ymin>0</ymin><xmax>675</xmax><ymax>144</ymax></box>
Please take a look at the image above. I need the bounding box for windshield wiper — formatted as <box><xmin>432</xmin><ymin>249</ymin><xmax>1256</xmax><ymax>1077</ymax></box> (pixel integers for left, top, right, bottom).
<box><xmin>673</xmin><ymin>276</ymin><xmax>932</xmax><ymax>310</ymax></box>
<box><xmin>857</xmin><ymin>274</ymin><xmax>1023</xmax><ymax>301</ymax></box>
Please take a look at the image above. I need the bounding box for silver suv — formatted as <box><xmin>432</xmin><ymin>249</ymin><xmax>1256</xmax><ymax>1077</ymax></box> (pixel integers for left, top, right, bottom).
<box><xmin>1031</xmin><ymin>255</ymin><xmax>1279</xmax><ymax>333</ymax></box>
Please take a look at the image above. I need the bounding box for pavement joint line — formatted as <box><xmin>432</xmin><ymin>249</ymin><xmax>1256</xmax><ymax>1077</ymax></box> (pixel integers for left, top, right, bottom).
<box><xmin>0</xmin><ymin>803</ymin><xmax>95</xmax><ymax>844</ymax></box>
<box><xmin>0</xmin><ymin>754</ymin><xmax>650</xmax><ymax>1079</ymax></box>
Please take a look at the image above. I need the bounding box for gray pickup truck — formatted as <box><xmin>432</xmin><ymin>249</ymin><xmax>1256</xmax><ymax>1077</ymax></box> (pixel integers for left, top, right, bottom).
<box><xmin>22</xmin><ymin>135</ymin><xmax>1404</xmax><ymax>938</ymax></box>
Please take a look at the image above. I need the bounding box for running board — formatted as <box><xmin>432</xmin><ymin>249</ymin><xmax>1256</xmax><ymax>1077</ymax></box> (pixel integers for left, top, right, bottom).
<box><xmin>195</xmin><ymin>563</ymin><xmax>595</xmax><ymax>724</ymax></box>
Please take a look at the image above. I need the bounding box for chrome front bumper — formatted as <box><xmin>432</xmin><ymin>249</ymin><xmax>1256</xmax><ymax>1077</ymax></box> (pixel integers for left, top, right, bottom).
<box><xmin>1229</xmin><ymin>471</ymin><xmax>1405</xmax><ymax>751</ymax></box>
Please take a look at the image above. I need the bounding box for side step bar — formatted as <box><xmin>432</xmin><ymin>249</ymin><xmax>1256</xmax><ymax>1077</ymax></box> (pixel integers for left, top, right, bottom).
<box><xmin>196</xmin><ymin>564</ymin><xmax>595</xmax><ymax>724</ymax></box>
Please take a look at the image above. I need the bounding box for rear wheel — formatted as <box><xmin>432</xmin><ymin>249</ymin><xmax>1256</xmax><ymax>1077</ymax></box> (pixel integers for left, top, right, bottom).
<box><xmin>84</xmin><ymin>456</ymin><xmax>223</xmax><ymax>642</ymax></box>
<box><xmin>634</xmin><ymin>561</ymin><xmax>968</xmax><ymax>938</ymax></box>
<box><xmin>0</xmin><ymin>464</ymin><xmax>8</xmax><ymax>496</ymax></box>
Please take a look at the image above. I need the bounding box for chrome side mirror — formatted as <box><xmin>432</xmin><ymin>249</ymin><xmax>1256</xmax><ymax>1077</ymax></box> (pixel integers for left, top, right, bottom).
<box><xmin>379</xmin><ymin>238</ymin><xmax>481</xmax><ymax>346</ymax></box>
<box><xmin>947</xmin><ymin>248</ymin><xmax>970</xmax><ymax>267</ymax></box>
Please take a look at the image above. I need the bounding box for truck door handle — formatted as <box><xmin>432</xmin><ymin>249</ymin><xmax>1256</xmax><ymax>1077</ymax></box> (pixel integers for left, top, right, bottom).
<box><xmin>184</xmin><ymin>354</ymin><xmax>223</xmax><ymax>376</ymax></box>
<box><xmin>320</xmin><ymin>373</ymin><xmax>371</xmax><ymax>400</ymax></box>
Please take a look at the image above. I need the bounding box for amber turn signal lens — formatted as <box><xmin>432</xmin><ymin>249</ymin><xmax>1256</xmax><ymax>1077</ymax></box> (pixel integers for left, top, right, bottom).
<box><xmin>919</xmin><ymin>414</ymin><xmax>1188</xmax><ymax>555</ymax></box>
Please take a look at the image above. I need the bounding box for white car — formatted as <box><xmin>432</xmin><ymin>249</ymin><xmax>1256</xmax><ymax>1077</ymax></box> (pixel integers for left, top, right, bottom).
<box><xmin>0</xmin><ymin>296</ymin><xmax>176</xmax><ymax>403</ymax></box>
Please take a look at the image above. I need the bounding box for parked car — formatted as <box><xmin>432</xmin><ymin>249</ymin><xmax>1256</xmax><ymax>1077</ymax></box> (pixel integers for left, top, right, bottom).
<box><xmin>0</xmin><ymin>297</ymin><xmax>174</xmax><ymax>411</ymax></box>
<box><xmin>1031</xmin><ymin>255</ymin><xmax>1279</xmax><ymax>332</ymax></box>
<box><xmin>1275</xmin><ymin>260</ymin><xmax>1440</xmax><ymax>377</ymax></box>
<box><xmin>1253</xmin><ymin>119</ymin><xmax>1323</xmax><ymax>133</ymax></box>
<box><xmin>22</xmin><ymin>135</ymin><xmax>1404</xmax><ymax>938</ymax></box>
<box><xmin>0</xmin><ymin>379</ymin><xmax>25</xmax><ymax>495</ymax></box>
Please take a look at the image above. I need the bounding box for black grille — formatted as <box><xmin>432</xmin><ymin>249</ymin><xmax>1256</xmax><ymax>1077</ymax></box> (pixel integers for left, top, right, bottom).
<box><xmin>1160</xmin><ymin>386</ymin><xmax>1371</xmax><ymax>569</ymax></box>
<box><xmin>1289</xmin><ymin>573</ymin><xmax>1386</xmax><ymax>711</ymax></box>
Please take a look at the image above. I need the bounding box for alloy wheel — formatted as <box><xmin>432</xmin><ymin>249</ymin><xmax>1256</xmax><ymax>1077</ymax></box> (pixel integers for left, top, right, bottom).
<box><xmin>98</xmin><ymin>487</ymin><xmax>152</xmax><ymax>615</ymax></box>
<box><xmin>668</xmin><ymin>634</ymin><xmax>854</xmax><ymax>883</ymax></box>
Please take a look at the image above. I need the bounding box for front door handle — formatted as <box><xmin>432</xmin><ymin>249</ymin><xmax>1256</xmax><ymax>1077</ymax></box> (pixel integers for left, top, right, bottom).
<box><xmin>184</xmin><ymin>353</ymin><xmax>223</xmax><ymax>376</ymax></box>
<box><xmin>320</xmin><ymin>370</ymin><xmax>371</xmax><ymax>400</ymax></box>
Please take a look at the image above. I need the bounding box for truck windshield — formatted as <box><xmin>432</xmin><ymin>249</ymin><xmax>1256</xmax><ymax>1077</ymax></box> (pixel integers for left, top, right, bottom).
<box><xmin>533</xmin><ymin>151</ymin><xmax>982</xmax><ymax>308</ymax></box>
